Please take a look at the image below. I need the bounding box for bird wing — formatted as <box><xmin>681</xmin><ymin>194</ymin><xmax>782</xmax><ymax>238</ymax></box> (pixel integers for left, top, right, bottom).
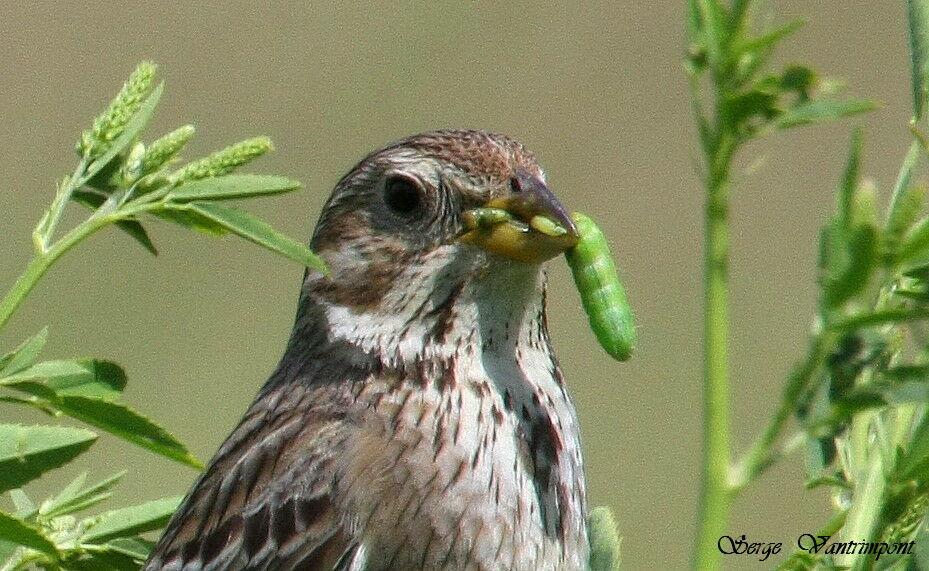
<box><xmin>144</xmin><ymin>384</ymin><xmax>360</xmax><ymax>571</ymax></box>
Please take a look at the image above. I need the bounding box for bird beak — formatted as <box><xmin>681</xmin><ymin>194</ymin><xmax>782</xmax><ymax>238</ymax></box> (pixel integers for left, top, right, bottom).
<box><xmin>458</xmin><ymin>169</ymin><xmax>580</xmax><ymax>263</ymax></box>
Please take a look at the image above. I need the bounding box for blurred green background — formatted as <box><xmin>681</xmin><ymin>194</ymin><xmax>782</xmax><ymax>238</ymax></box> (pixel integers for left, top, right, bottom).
<box><xmin>0</xmin><ymin>1</ymin><xmax>913</xmax><ymax>569</ymax></box>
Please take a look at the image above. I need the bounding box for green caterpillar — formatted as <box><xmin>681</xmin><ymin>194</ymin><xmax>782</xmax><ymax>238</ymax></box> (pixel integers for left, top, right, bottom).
<box><xmin>565</xmin><ymin>212</ymin><xmax>636</xmax><ymax>361</ymax></box>
<box><xmin>460</xmin><ymin>207</ymin><xmax>636</xmax><ymax>361</ymax></box>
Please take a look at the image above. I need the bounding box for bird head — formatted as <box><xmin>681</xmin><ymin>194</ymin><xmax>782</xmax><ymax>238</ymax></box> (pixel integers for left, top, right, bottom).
<box><xmin>300</xmin><ymin>130</ymin><xmax>577</xmax><ymax>365</ymax></box>
<box><xmin>151</xmin><ymin>130</ymin><xmax>591</xmax><ymax>570</ymax></box>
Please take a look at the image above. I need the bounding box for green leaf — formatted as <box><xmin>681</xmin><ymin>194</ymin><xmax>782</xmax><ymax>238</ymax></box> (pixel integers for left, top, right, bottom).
<box><xmin>908</xmin><ymin>0</ymin><xmax>929</xmax><ymax>120</ymax></box>
<box><xmin>0</xmin><ymin>402</ymin><xmax>66</xmax><ymax>428</ymax></box>
<box><xmin>830</xmin><ymin>308</ymin><xmax>929</xmax><ymax>331</ymax></box>
<box><xmin>166</xmin><ymin>174</ymin><xmax>300</xmax><ymax>202</ymax></box>
<box><xmin>153</xmin><ymin>208</ymin><xmax>229</xmax><ymax>235</ymax></box>
<box><xmin>684</xmin><ymin>2</ymin><xmax>706</xmax><ymax>75</ymax></box>
<box><xmin>887</xmin><ymin>190</ymin><xmax>926</xmax><ymax>265</ymax></box>
<box><xmin>821</xmin><ymin>223</ymin><xmax>878</xmax><ymax>309</ymax></box>
<box><xmin>886</xmin><ymin>142</ymin><xmax>922</xmax><ymax>239</ymax></box>
<box><xmin>41</xmin><ymin>472</ymin><xmax>87</xmax><ymax>513</ymax></box>
<box><xmin>64</xmin><ymin>538</ymin><xmax>154</xmax><ymax>569</ymax></box>
<box><xmin>805</xmin><ymin>475</ymin><xmax>851</xmax><ymax>491</ymax></box>
<box><xmin>883</xmin><ymin>364</ymin><xmax>929</xmax><ymax>382</ymax></box>
<box><xmin>818</xmin><ymin>221</ymin><xmax>841</xmax><ymax>281</ymax></box>
<box><xmin>2</xmin><ymin>380</ymin><xmax>58</xmax><ymax>401</ymax></box>
<box><xmin>775</xmin><ymin>99</ymin><xmax>876</xmax><ymax>130</ymax></box>
<box><xmin>818</xmin><ymin>133</ymin><xmax>880</xmax><ymax>309</ymax></box>
<box><xmin>82</xmin><ymin>496</ymin><xmax>183</xmax><ymax>543</ymax></box>
<box><xmin>113</xmin><ymin>220</ymin><xmax>158</xmax><ymax>255</ymax></box>
<box><xmin>71</xmin><ymin>189</ymin><xmax>107</xmax><ymax>208</ymax></box>
<box><xmin>588</xmin><ymin>506</ymin><xmax>621</xmax><ymax>571</ymax></box>
<box><xmin>53</xmin><ymin>396</ymin><xmax>202</xmax><ymax>469</ymax></box>
<box><xmin>805</xmin><ymin>433</ymin><xmax>837</xmax><ymax>483</ymax></box>
<box><xmin>880</xmin><ymin>381</ymin><xmax>929</xmax><ymax>404</ymax></box>
<box><xmin>849</xmin><ymin>179</ymin><xmax>878</xmax><ymax>230</ymax></box>
<box><xmin>723</xmin><ymin>87</ymin><xmax>780</xmax><ymax>133</ymax></box>
<box><xmin>72</xmin><ymin>190</ymin><xmax>158</xmax><ymax>255</ymax></box>
<box><xmin>689</xmin><ymin>0</ymin><xmax>726</xmax><ymax>73</ymax></box>
<box><xmin>2</xmin><ymin>359</ymin><xmax>88</xmax><ymax>380</ymax></box>
<box><xmin>0</xmin><ymin>425</ymin><xmax>96</xmax><ymax>492</ymax></box>
<box><xmin>825</xmin><ymin>382</ymin><xmax>929</xmax><ymax>425</ymax></box>
<box><xmin>0</xmin><ymin>511</ymin><xmax>59</xmax><ymax>559</ymax></box>
<box><xmin>779</xmin><ymin>64</ymin><xmax>817</xmax><ymax>100</ymax></box>
<box><xmin>46</xmin><ymin>360</ymin><xmax>126</xmax><ymax>399</ymax></box>
<box><xmin>10</xmin><ymin>489</ymin><xmax>35</xmax><ymax>518</ymax></box>
<box><xmin>84</xmin><ymin>156</ymin><xmax>126</xmax><ymax>193</ymax></box>
<box><xmin>0</xmin><ymin>328</ymin><xmax>48</xmax><ymax>378</ymax></box>
<box><xmin>828</xmin><ymin>391</ymin><xmax>887</xmax><ymax>420</ymax></box>
<box><xmin>82</xmin><ymin>82</ymin><xmax>164</xmax><ymax>184</ymax></box>
<box><xmin>842</xmin><ymin>224</ymin><xmax>879</xmax><ymax>301</ymax></box>
<box><xmin>63</xmin><ymin>549</ymin><xmax>146</xmax><ymax>570</ymax></box>
<box><xmin>735</xmin><ymin>21</ymin><xmax>804</xmax><ymax>62</ymax></box>
<box><xmin>164</xmin><ymin>201</ymin><xmax>327</xmax><ymax>272</ymax></box>
<box><xmin>40</xmin><ymin>471</ymin><xmax>125</xmax><ymax>518</ymax></box>
<box><xmin>901</xmin><ymin>215</ymin><xmax>929</xmax><ymax>269</ymax></box>
<box><xmin>1</xmin><ymin>359</ymin><xmax>126</xmax><ymax>401</ymax></box>
<box><xmin>914</xmin><ymin>513</ymin><xmax>929</xmax><ymax>571</ymax></box>
<box><xmin>0</xmin><ymin>538</ymin><xmax>17</xmax><ymax>567</ymax></box>
<box><xmin>65</xmin><ymin>551</ymin><xmax>142</xmax><ymax>571</ymax></box>
<box><xmin>838</xmin><ymin>129</ymin><xmax>863</xmax><ymax>228</ymax></box>
<box><xmin>728</xmin><ymin>0</ymin><xmax>751</xmax><ymax>40</ymax></box>
<box><xmin>899</xmin><ymin>413</ymin><xmax>929</xmax><ymax>480</ymax></box>
<box><xmin>100</xmin><ymin>537</ymin><xmax>153</xmax><ymax>561</ymax></box>
<box><xmin>0</xmin><ymin>361</ymin><xmax>196</xmax><ymax>468</ymax></box>
<box><xmin>730</xmin><ymin>25</ymin><xmax>806</xmax><ymax>89</ymax></box>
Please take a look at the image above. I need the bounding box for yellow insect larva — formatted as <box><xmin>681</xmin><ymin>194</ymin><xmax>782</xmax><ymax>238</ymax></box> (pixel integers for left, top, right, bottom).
<box><xmin>529</xmin><ymin>214</ymin><xmax>569</xmax><ymax>237</ymax></box>
<box><xmin>461</xmin><ymin>207</ymin><xmax>514</xmax><ymax>230</ymax></box>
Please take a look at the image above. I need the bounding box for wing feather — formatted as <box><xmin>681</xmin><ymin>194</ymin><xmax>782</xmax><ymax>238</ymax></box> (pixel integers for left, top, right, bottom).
<box><xmin>144</xmin><ymin>384</ymin><xmax>358</xmax><ymax>570</ymax></box>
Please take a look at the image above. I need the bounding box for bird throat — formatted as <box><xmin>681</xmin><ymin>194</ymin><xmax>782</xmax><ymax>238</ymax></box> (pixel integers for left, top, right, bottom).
<box><xmin>274</xmin><ymin>254</ymin><xmax>589</xmax><ymax>567</ymax></box>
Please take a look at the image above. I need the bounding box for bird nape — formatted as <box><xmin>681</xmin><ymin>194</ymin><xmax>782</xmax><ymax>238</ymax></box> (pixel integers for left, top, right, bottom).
<box><xmin>144</xmin><ymin>129</ymin><xmax>594</xmax><ymax>570</ymax></box>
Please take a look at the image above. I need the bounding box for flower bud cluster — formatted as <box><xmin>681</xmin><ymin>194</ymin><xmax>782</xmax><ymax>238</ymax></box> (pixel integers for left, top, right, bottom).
<box><xmin>171</xmin><ymin>137</ymin><xmax>273</xmax><ymax>182</ymax></box>
<box><xmin>77</xmin><ymin>62</ymin><xmax>157</xmax><ymax>159</ymax></box>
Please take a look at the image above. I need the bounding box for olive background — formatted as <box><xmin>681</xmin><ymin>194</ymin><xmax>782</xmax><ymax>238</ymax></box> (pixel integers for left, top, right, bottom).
<box><xmin>0</xmin><ymin>2</ymin><xmax>910</xmax><ymax>569</ymax></box>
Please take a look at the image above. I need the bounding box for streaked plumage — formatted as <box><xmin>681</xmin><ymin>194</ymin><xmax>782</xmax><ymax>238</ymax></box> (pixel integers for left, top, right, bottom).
<box><xmin>144</xmin><ymin>130</ymin><xmax>589</xmax><ymax>570</ymax></box>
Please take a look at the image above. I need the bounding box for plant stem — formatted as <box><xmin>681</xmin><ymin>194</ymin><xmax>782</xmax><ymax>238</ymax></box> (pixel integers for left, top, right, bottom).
<box><xmin>693</xmin><ymin>133</ymin><xmax>735</xmax><ymax>570</ymax></box>
<box><xmin>38</xmin><ymin>159</ymin><xmax>88</xmax><ymax>251</ymax></box>
<box><xmin>841</xmin><ymin>449</ymin><xmax>885</xmax><ymax>571</ymax></box>
<box><xmin>0</xmin><ymin>253</ymin><xmax>54</xmax><ymax>331</ymax></box>
<box><xmin>0</xmin><ymin>213</ymin><xmax>115</xmax><ymax>331</ymax></box>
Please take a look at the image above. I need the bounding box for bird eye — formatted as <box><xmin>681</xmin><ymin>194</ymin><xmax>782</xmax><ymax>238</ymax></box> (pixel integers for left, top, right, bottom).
<box><xmin>383</xmin><ymin>176</ymin><xmax>423</xmax><ymax>215</ymax></box>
